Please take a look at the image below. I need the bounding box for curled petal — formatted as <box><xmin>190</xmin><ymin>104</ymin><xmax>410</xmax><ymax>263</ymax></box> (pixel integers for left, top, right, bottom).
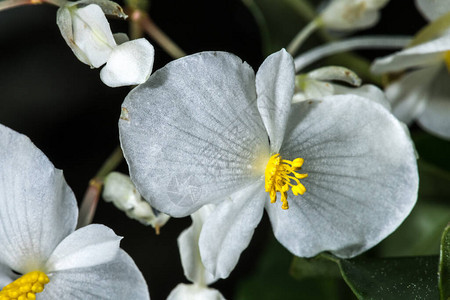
<box><xmin>199</xmin><ymin>181</ymin><xmax>266</xmax><ymax>279</ymax></box>
<box><xmin>371</xmin><ymin>34</ymin><xmax>450</xmax><ymax>74</ymax></box>
<box><xmin>100</xmin><ymin>38</ymin><xmax>155</xmax><ymax>87</ymax></box>
<box><xmin>178</xmin><ymin>205</ymin><xmax>217</xmax><ymax>285</ymax></box>
<box><xmin>119</xmin><ymin>52</ymin><xmax>269</xmax><ymax>217</ymax></box>
<box><xmin>271</xmin><ymin>95</ymin><xmax>418</xmax><ymax>258</ymax></box>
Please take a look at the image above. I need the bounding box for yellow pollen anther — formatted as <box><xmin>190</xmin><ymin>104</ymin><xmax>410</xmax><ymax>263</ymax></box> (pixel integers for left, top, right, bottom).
<box><xmin>264</xmin><ymin>154</ymin><xmax>308</xmax><ymax>210</ymax></box>
<box><xmin>0</xmin><ymin>271</ymin><xmax>49</xmax><ymax>300</ymax></box>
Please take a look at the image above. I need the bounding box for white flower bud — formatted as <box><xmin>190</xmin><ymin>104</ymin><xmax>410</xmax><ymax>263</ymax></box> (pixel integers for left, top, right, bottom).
<box><xmin>320</xmin><ymin>0</ymin><xmax>389</xmax><ymax>31</ymax></box>
<box><xmin>57</xmin><ymin>0</ymin><xmax>154</xmax><ymax>87</ymax></box>
<box><xmin>103</xmin><ymin>172</ymin><xmax>170</xmax><ymax>232</ymax></box>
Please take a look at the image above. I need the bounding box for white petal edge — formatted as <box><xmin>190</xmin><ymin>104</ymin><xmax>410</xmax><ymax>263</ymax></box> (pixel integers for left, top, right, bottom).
<box><xmin>119</xmin><ymin>51</ymin><xmax>269</xmax><ymax>217</ymax></box>
<box><xmin>167</xmin><ymin>283</ymin><xmax>225</xmax><ymax>300</ymax></box>
<box><xmin>269</xmin><ymin>95</ymin><xmax>418</xmax><ymax>258</ymax></box>
<box><xmin>100</xmin><ymin>38</ymin><xmax>155</xmax><ymax>87</ymax></box>
<box><xmin>333</xmin><ymin>84</ymin><xmax>391</xmax><ymax>111</ymax></box>
<box><xmin>0</xmin><ymin>124</ymin><xmax>78</xmax><ymax>273</ymax></box>
<box><xmin>178</xmin><ymin>205</ymin><xmax>218</xmax><ymax>285</ymax></box>
<box><xmin>43</xmin><ymin>249</ymin><xmax>150</xmax><ymax>299</ymax></box>
<box><xmin>371</xmin><ymin>34</ymin><xmax>450</xmax><ymax>74</ymax></box>
<box><xmin>45</xmin><ymin>224</ymin><xmax>121</xmax><ymax>272</ymax></box>
<box><xmin>199</xmin><ymin>181</ymin><xmax>266</xmax><ymax>279</ymax></box>
<box><xmin>256</xmin><ymin>49</ymin><xmax>295</xmax><ymax>153</ymax></box>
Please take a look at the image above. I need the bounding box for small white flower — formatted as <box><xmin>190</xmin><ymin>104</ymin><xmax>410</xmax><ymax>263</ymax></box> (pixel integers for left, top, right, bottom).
<box><xmin>119</xmin><ymin>49</ymin><xmax>418</xmax><ymax>278</ymax></box>
<box><xmin>103</xmin><ymin>171</ymin><xmax>170</xmax><ymax>232</ymax></box>
<box><xmin>0</xmin><ymin>125</ymin><xmax>149</xmax><ymax>299</ymax></box>
<box><xmin>57</xmin><ymin>0</ymin><xmax>154</xmax><ymax>87</ymax></box>
<box><xmin>372</xmin><ymin>32</ymin><xmax>450</xmax><ymax>140</ymax></box>
<box><xmin>167</xmin><ymin>205</ymin><xmax>225</xmax><ymax>300</ymax></box>
<box><xmin>320</xmin><ymin>0</ymin><xmax>389</xmax><ymax>31</ymax></box>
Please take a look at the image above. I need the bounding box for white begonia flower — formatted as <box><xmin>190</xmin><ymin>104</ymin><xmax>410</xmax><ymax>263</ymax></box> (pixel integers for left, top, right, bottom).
<box><xmin>119</xmin><ymin>49</ymin><xmax>418</xmax><ymax>279</ymax></box>
<box><xmin>57</xmin><ymin>0</ymin><xmax>154</xmax><ymax>87</ymax></box>
<box><xmin>372</xmin><ymin>32</ymin><xmax>450</xmax><ymax>140</ymax></box>
<box><xmin>319</xmin><ymin>0</ymin><xmax>389</xmax><ymax>31</ymax></box>
<box><xmin>0</xmin><ymin>125</ymin><xmax>149</xmax><ymax>299</ymax></box>
<box><xmin>415</xmin><ymin>0</ymin><xmax>450</xmax><ymax>21</ymax></box>
<box><xmin>103</xmin><ymin>171</ymin><xmax>170</xmax><ymax>233</ymax></box>
<box><xmin>167</xmin><ymin>205</ymin><xmax>225</xmax><ymax>300</ymax></box>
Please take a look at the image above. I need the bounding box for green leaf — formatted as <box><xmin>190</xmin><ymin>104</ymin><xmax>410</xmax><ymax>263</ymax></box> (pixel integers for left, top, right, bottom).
<box><xmin>439</xmin><ymin>223</ymin><xmax>450</xmax><ymax>300</ymax></box>
<box><xmin>337</xmin><ymin>255</ymin><xmax>440</xmax><ymax>299</ymax></box>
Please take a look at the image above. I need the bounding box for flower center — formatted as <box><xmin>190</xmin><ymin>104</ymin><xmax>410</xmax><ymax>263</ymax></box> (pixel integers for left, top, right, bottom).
<box><xmin>0</xmin><ymin>271</ymin><xmax>49</xmax><ymax>300</ymax></box>
<box><xmin>264</xmin><ymin>154</ymin><xmax>308</xmax><ymax>210</ymax></box>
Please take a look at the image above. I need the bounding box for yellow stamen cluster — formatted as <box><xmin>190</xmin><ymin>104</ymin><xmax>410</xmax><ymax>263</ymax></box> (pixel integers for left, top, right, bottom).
<box><xmin>0</xmin><ymin>271</ymin><xmax>49</xmax><ymax>300</ymax></box>
<box><xmin>265</xmin><ymin>154</ymin><xmax>308</xmax><ymax>210</ymax></box>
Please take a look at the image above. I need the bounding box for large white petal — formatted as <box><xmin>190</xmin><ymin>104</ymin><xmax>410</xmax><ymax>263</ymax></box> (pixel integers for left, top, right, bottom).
<box><xmin>42</xmin><ymin>250</ymin><xmax>149</xmax><ymax>299</ymax></box>
<box><xmin>371</xmin><ymin>35</ymin><xmax>450</xmax><ymax>74</ymax></box>
<box><xmin>0</xmin><ymin>125</ymin><xmax>77</xmax><ymax>273</ymax></box>
<box><xmin>119</xmin><ymin>52</ymin><xmax>270</xmax><ymax>217</ymax></box>
<box><xmin>71</xmin><ymin>4</ymin><xmax>116</xmax><ymax>68</ymax></box>
<box><xmin>415</xmin><ymin>0</ymin><xmax>450</xmax><ymax>21</ymax></box>
<box><xmin>167</xmin><ymin>283</ymin><xmax>225</xmax><ymax>300</ymax></box>
<box><xmin>100</xmin><ymin>38</ymin><xmax>155</xmax><ymax>87</ymax></box>
<box><xmin>417</xmin><ymin>67</ymin><xmax>450</xmax><ymax>139</ymax></box>
<box><xmin>386</xmin><ymin>66</ymin><xmax>438</xmax><ymax>124</ymax></box>
<box><xmin>256</xmin><ymin>49</ymin><xmax>295</xmax><ymax>152</ymax></box>
<box><xmin>179</xmin><ymin>205</ymin><xmax>218</xmax><ymax>285</ymax></box>
<box><xmin>268</xmin><ymin>95</ymin><xmax>418</xmax><ymax>258</ymax></box>
<box><xmin>45</xmin><ymin>224</ymin><xmax>121</xmax><ymax>272</ymax></box>
<box><xmin>199</xmin><ymin>181</ymin><xmax>266</xmax><ymax>279</ymax></box>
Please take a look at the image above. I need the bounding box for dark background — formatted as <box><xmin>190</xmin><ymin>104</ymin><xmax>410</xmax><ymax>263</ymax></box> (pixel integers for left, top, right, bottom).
<box><xmin>0</xmin><ymin>1</ymin><xmax>426</xmax><ymax>299</ymax></box>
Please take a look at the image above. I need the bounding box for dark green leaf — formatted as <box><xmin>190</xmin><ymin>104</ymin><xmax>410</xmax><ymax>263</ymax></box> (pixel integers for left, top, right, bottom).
<box><xmin>338</xmin><ymin>256</ymin><xmax>439</xmax><ymax>300</ymax></box>
<box><xmin>439</xmin><ymin>224</ymin><xmax>450</xmax><ymax>300</ymax></box>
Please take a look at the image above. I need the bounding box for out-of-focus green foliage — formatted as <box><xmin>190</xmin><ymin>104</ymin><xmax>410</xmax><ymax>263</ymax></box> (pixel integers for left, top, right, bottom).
<box><xmin>290</xmin><ymin>256</ymin><xmax>340</xmax><ymax>280</ymax></box>
<box><xmin>235</xmin><ymin>236</ymin><xmax>354</xmax><ymax>300</ymax></box>
<box><xmin>439</xmin><ymin>224</ymin><xmax>450</xmax><ymax>299</ymax></box>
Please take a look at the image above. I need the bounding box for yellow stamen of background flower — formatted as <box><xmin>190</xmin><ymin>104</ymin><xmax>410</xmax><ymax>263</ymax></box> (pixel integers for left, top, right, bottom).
<box><xmin>264</xmin><ymin>154</ymin><xmax>307</xmax><ymax>210</ymax></box>
<box><xmin>444</xmin><ymin>51</ymin><xmax>450</xmax><ymax>72</ymax></box>
<box><xmin>0</xmin><ymin>271</ymin><xmax>49</xmax><ymax>300</ymax></box>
